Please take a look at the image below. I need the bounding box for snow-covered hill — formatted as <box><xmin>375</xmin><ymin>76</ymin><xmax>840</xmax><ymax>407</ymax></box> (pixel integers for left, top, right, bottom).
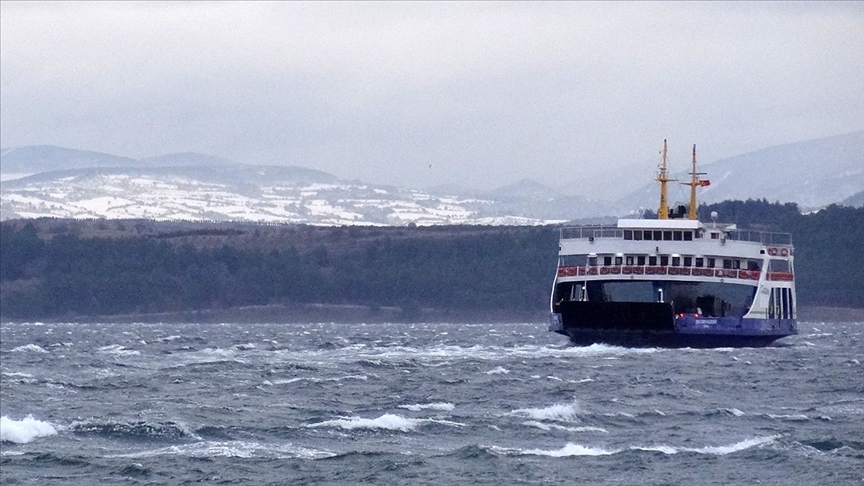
<box><xmin>2</xmin><ymin>132</ymin><xmax>862</xmax><ymax>224</ymax></box>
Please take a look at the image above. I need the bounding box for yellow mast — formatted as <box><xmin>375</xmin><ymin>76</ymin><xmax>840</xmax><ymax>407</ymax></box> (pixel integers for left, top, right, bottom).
<box><xmin>656</xmin><ymin>139</ymin><xmax>675</xmax><ymax>219</ymax></box>
<box><xmin>682</xmin><ymin>144</ymin><xmax>707</xmax><ymax>220</ymax></box>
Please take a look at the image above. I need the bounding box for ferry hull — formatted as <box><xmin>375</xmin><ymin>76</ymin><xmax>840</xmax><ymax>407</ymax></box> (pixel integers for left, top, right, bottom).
<box><xmin>550</xmin><ymin>302</ymin><xmax>796</xmax><ymax>348</ymax></box>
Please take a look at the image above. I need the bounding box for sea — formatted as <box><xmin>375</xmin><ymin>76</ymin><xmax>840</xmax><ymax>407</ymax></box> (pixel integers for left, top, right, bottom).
<box><xmin>1</xmin><ymin>320</ymin><xmax>862</xmax><ymax>485</ymax></box>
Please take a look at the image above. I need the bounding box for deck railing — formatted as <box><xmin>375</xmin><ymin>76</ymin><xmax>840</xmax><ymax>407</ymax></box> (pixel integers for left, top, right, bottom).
<box><xmin>560</xmin><ymin>225</ymin><xmax>792</xmax><ymax>246</ymax></box>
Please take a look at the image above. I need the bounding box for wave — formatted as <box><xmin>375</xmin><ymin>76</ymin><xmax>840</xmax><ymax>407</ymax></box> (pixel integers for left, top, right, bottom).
<box><xmin>766</xmin><ymin>413</ymin><xmax>810</xmax><ymax>421</ymax></box>
<box><xmin>306</xmin><ymin>413</ymin><xmax>464</xmax><ymax>432</ymax></box>
<box><xmin>9</xmin><ymin>344</ymin><xmax>48</xmax><ymax>353</ymax></box>
<box><xmin>266</xmin><ymin>375</ymin><xmax>369</xmax><ymax>386</ymax></box>
<box><xmin>486</xmin><ymin>366</ymin><xmax>509</xmax><ymax>375</ymax></box>
<box><xmin>113</xmin><ymin>440</ymin><xmax>334</xmax><ymax>459</ymax></box>
<box><xmin>0</xmin><ymin>415</ymin><xmax>58</xmax><ymax>444</ymax></box>
<box><xmin>70</xmin><ymin>420</ymin><xmax>198</xmax><ymax>441</ymax></box>
<box><xmin>97</xmin><ymin>344</ymin><xmax>140</xmax><ymax>356</ymax></box>
<box><xmin>522</xmin><ymin>421</ymin><xmax>607</xmax><ymax>433</ymax></box>
<box><xmin>398</xmin><ymin>402</ymin><xmax>455</xmax><ymax>412</ymax></box>
<box><xmin>510</xmin><ymin>402</ymin><xmax>581</xmax><ymax>423</ymax></box>
<box><xmin>518</xmin><ymin>435</ymin><xmax>780</xmax><ymax>457</ymax></box>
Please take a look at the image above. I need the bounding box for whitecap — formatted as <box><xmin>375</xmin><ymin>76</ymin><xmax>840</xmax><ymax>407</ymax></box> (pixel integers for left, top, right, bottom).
<box><xmin>307</xmin><ymin>413</ymin><xmax>420</xmax><ymax>432</ymax></box>
<box><xmin>522</xmin><ymin>443</ymin><xmax>615</xmax><ymax>457</ymax></box>
<box><xmin>726</xmin><ymin>408</ymin><xmax>745</xmax><ymax>417</ymax></box>
<box><xmin>767</xmin><ymin>414</ymin><xmax>809</xmax><ymax>421</ymax></box>
<box><xmin>97</xmin><ymin>344</ymin><xmax>140</xmax><ymax>356</ymax></box>
<box><xmin>511</xmin><ymin>402</ymin><xmax>581</xmax><ymax>422</ymax></box>
<box><xmin>522</xmin><ymin>421</ymin><xmax>607</xmax><ymax>433</ymax></box>
<box><xmin>486</xmin><ymin>366</ymin><xmax>509</xmax><ymax>375</ymax></box>
<box><xmin>306</xmin><ymin>413</ymin><xmax>464</xmax><ymax>432</ymax></box>
<box><xmin>685</xmin><ymin>435</ymin><xmax>779</xmax><ymax>455</ymax></box>
<box><xmin>398</xmin><ymin>402</ymin><xmax>455</xmax><ymax>412</ymax></box>
<box><xmin>10</xmin><ymin>344</ymin><xmax>48</xmax><ymax>353</ymax></box>
<box><xmin>113</xmin><ymin>440</ymin><xmax>334</xmax><ymax>459</ymax></box>
<box><xmin>0</xmin><ymin>415</ymin><xmax>58</xmax><ymax>443</ymax></box>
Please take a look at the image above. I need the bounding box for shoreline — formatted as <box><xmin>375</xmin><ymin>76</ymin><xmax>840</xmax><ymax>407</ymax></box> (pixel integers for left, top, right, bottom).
<box><xmin>2</xmin><ymin>304</ymin><xmax>861</xmax><ymax>324</ymax></box>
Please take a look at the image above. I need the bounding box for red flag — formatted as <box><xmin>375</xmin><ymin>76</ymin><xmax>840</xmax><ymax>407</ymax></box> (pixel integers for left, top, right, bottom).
<box><xmin>700</xmin><ymin>180</ymin><xmax>711</xmax><ymax>187</ymax></box>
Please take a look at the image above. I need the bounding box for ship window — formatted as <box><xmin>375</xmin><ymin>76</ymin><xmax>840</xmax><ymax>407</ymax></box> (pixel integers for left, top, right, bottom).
<box><xmin>560</xmin><ymin>255</ymin><xmax>587</xmax><ymax>267</ymax></box>
<box><xmin>671</xmin><ymin>256</ymin><xmax>680</xmax><ymax>266</ymax></box>
<box><xmin>648</xmin><ymin>256</ymin><xmax>657</xmax><ymax>265</ymax></box>
<box><xmin>707</xmin><ymin>258</ymin><xmax>715</xmax><ymax>268</ymax></box>
<box><xmin>732</xmin><ymin>260</ymin><xmax>741</xmax><ymax>269</ymax></box>
<box><xmin>614</xmin><ymin>256</ymin><xmax>623</xmax><ymax>266</ymax></box>
<box><xmin>604</xmin><ymin>256</ymin><xmax>612</xmax><ymax>266</ymax></box>
<box><xmin>723</xmin><ymin>259</ymin><xmax>733</xmax><ymax>269</ymax></box>
<box><xmin>637</xmin><ymin>256</ymin><xmax>646</xmax><ymax>265</ymax></box>
<box><xmin>695</xmin><ymin>257</ymin><xmax>704</xmax><ymax>267</ymax></box>
<box><xmin>683</xmin><ymin>256</ymin><xmax>692</xmax><ymax>266</ymax></box>
<box><xmin>588</xmin><ymin>256</ymin><xmax>598</xmax><ymax>266</ymax></box>
<box><xmin>660</xmin><ymin>256</ymin><xmax>669</xmax><ymax>266</ymax></box>
<box><xmin>769</xmin><ymin>259</ymin><xmax>790</xmax><ymax>272</ymax></box>
<box><xmin>663</xmin><ymin>231</ymin><xmax>672</xmax><ymax>240</ymax></box>
<box><xmin>624</xmin><ymin>230</ymin><xmax>633</xmax><ymax>240</ymax></box>
<box><xmin>634</xmin><ymin>231</ymin><xmax>643</xmax><ymax>241</ymax></box>
<box><xmin>626</xmin><ymin>256</ymin><xmax>634</xmax><ymax>265</ymax></box>
<box><xmin>711</xmin><ymin>232</ymin><xmax>719</xmax><ymax>240</ymax></box>
<box><xmin>653</xmin><ymin>230</ymin><xmax>662</xmax><ymax>240</ymax></box>
<box><xmin>673</xmin><ymin>231</ymin><xmax>683</xmax><ymax>241</ymax></box>
<box><xmin>683</xmin><ymin>231</ymin><xmax>693</xmax><ymax>241</ymax></box>
<box><xmin>747</xmin><ymin>260</ymin><xmax>760</xmax><ymax>270</ymax></box>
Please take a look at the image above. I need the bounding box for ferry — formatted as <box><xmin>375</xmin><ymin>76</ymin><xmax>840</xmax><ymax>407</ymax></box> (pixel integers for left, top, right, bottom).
<box><xmin>549</xmin><ymin>141</ymin><xmax>797</xmax><ymax>347</ymax></box>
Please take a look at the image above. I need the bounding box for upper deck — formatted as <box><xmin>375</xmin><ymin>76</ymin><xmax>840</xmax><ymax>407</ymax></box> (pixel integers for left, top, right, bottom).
<box><xmin>561</xmin><ymin>219</ymin><xmax>792</xmax><ymax>245</ymax></box>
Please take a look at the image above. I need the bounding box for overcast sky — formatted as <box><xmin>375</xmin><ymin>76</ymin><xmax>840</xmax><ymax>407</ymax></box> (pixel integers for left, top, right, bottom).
<box><xmin>2</xmin><ymin>2</ymin><xmax>862</xmax><ymax>196</ymax></box>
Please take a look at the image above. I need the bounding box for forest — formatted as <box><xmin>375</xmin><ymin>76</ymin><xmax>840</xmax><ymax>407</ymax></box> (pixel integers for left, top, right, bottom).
<box><xmin>1</xmin><ymin>200</ymin><xmax>862</xmax><ymax>321</ymax></box>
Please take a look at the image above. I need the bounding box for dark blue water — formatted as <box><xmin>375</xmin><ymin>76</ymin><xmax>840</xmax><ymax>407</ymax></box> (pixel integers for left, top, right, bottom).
<box><xmin>2</xmin><ymin>320</ymin><xmax>862</xmax><ymax>485</ymax></box>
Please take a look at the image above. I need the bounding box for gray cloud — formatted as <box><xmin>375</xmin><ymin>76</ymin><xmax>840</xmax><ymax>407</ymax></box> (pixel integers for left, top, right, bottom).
<box><xmin>2</xmin><ymin>2</ymin><xmax>862</xmax><ymax>197</ymax></box>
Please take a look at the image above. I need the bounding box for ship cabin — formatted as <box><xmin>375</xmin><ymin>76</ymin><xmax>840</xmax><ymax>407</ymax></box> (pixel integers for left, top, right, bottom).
<box><xmin>552</xmin><ymin>218</ymin><xmax>796</xmax><ymax>321</ymax></box>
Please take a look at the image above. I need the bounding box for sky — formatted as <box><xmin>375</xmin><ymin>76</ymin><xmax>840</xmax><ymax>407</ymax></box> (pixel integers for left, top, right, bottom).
<box><xmin>1</xmin><ymin>2</ymin><xmax>863</xmax><ymax>198</ymax></box>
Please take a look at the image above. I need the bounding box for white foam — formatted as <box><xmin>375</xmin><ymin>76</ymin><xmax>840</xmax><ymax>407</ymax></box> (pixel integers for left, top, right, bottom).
<box><xmin>10</xmin><ymin>344</ymin><xmax>48</xmax><ymax>353</ymax></box>
<box><xmin>398</xmin><ymin>402</ymin><xmax>455</xmax><ymax>412</ymax></box>
<box><xmin>97</xmin><ymin>344</ymin><xmax>140</xmax><ymax>356</ymax></box>
<box><xmin>726</xmin><ymin>408</ymin><xmax>746</xmax><ymax>417</ymax></box>
<box><xmin>767</xmin><ymin>414</ymin><xmax>809</xmax><ymax>421</ymax></box>
<box><xmin>486</xmin><ymin>366</ymin><xmax>509</xmax><ymax>375</ymax></box>
<box><xmin>518</xmin><ymin>435</ymin><xmax>778</xmax><ymax>458</ymax></box>
<box><xmin>307</xmin><ymin>413</ymin><xmax>420</xmax><ymax>431</ymax></box>
<box><xmin>522</xmin><ymin>421</ymin><xmax>607</xmax><ymax>433</ymax></box>
<box><xmin>511</xmin><ymin>402</ymin><xmax>581</xmax><ymax>422</ymax></box>
<box><xmin>0</xmin><ymin>415</ymin><xmax>58</xmax><ymax>443</ymax></box>
<box><xmin>684</xmin><ymin>435</ymin><xmax>779</xmax><ymax>455</ymax></box>
<box><xmin>306</xmin><ymin>413</ymin><xmax>464</xmax><ymax>431</ymax></box>
<box><xmin>522</xmin><ymin>443</ymin><xmax>615</xmax><ymax>457</ymax></box>
<box><xmin>113</xmin><ymin>440</ymin><xmax>334</xmax><ymax>459</ymax></box>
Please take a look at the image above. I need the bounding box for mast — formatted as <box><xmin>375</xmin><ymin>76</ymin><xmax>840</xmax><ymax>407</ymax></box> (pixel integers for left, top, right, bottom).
<box><xmin>656</xmin><ymin>139</ymin><xmax>674</xmax><ymax>219</ymax></box>
<box><xmin>682</xmin><ymin>144</ymin><xmax>708</xmax><ymax>220</ymax></box>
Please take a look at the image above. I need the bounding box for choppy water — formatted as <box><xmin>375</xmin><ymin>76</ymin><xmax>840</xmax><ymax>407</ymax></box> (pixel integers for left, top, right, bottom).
<box><xmin>1</xmin><ymin>320</ymin><xmax>862</xmax><ymax>485</ymax></box>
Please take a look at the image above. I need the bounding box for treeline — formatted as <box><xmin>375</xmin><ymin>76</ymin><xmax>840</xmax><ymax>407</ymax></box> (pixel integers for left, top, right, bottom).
<box><xmin>1</xmin><ymin>200</ymin><xmax>862</xmax><ymax>320</ymax></box>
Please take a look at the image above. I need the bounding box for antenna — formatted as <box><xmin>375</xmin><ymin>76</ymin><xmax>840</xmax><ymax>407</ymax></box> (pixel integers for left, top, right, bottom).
<box><xmin>681</xmin><ymin>144</ymin><xmax>709</xmax><ymax>220</ymax></box>
<box><xmin>656</xmin><ymin>140</ymin><xmax>676</xmax><ymax>220</ymax></box>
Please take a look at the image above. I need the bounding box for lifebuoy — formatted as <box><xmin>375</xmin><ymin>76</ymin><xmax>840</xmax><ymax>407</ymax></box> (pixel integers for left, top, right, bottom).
<box><xmin>780</xmin><ymin>248</ymin><xmax>789</xmax><ymax>256</ymax></box>
<box><xmin>668</xmin><ymin>267</ymin><xmax>678</xmax><ymax>275</ymax></box>
<box><xmin>645</xmin><ymin>267</ymin><xmax>655</xmax><ymax>275</ymax></box>
<box><xmin>632</xmin><ymin>267</ymin><xmax>644</xmax><ymax>274</ymax></box>
<box><xmin>622</xmin><ymin>266</ymin><xmax>632</xmax><ymax>275</ymax></box>
<box><xmin>768</xmin><ymin>247</ymin><xmax>778</xmax><ymax>256</ymax></box>
<box><xmin>600</xmin><ymin>267</ymin><xmax>610</xmax><ymax>275</ymax></box>
<box><xmin>716</xmin><ymin>269</ymin><xmax>725</xmax><ymax>277</ymax></box>
<box><xmin>558</xmin><ymin>268</ymin><xmax>566</xmax><ymax>277</ymax></box>
<box><xmin>588</xmin><ymin>267</ymin><xmax>598</xmax><ymax>275</ymax></box>
<box><xmin>739</xmin><ymin>270</ymin><xmax>749</xmax><ymax>279</ymax></box>
<box><xmin>566</xmin><ymin>267</ymin><xmax>577</xmax><ymax>276</ymax></box>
